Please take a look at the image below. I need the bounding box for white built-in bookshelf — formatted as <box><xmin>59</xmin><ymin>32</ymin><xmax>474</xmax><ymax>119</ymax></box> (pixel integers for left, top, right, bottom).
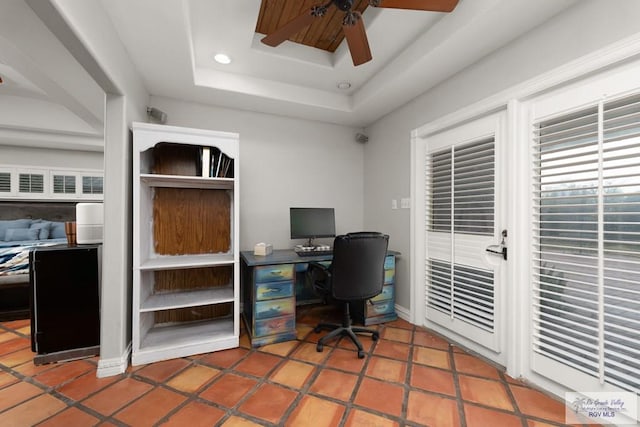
<box><xmin>132</xmin><ymin>122</ymin><xmax>239</xmax><ymax>365</ymax></box>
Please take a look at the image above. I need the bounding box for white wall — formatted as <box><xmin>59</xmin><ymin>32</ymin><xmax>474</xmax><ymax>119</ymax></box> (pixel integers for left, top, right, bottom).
<box><xmin>364</xmin><ymin>0</ymin><xmax>640</xmax><ymax>309</ymax></box>
<box><xmin>0</xmin><ymin>145</ymin><xmax>103</xmax><ymax>169</ymax></box>
<box><xmin>149</xmin><ymin>96</ymin><xmax>365</xmax><ymax>251</ymax></box>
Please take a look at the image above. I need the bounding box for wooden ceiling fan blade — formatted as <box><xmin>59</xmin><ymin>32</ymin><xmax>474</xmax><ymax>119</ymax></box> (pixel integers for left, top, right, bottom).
<box><xmin>261</xmin><ymin>10</ymin><xmax>318</xmax><ymax>47</ymax></box>
<box><xmin>342</xmin><ymin>12</ymin><xmax>372</xmax><ymax>66</ymax></box>
<box><xmin>371</xmin><ymin>0</ymin><xmax>459</xmax><ymax>12</ymax></box>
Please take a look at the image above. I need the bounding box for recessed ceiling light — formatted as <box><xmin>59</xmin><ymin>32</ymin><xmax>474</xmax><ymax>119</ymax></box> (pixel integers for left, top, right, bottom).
<box><xmin>214</xmin><ymin>53</ymin><xmax>231</xmax><ymax>65</ymax></box>
<box><xmin>337</xmin><ymin>81</ymin><xmax>351</xmax><ymax>90</ymax></box>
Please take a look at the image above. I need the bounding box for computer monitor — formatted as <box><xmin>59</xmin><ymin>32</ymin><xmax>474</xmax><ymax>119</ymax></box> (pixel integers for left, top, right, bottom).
<box><xmin>290</xmin><ymin>207</ymin><xmax>336</xmax><ymax>247</ymax></box>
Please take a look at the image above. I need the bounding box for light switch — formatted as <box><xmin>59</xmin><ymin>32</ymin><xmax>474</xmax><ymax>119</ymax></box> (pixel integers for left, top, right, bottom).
<box><xmin>391</xmin><ymin>199</ymin><xmax>398</xmax><ymax>210</ymax></box>
<box><xmin>401</xmin><ymin>198</ymin><xmax>410</xmax><ymax>209</ymax></box>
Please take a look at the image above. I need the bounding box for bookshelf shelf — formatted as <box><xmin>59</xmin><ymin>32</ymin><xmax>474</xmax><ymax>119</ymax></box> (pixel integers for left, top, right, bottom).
<box><xmin>132</xmin><ymin>122</ymin><xmax>240</xmax><ymax>366</ymax></box>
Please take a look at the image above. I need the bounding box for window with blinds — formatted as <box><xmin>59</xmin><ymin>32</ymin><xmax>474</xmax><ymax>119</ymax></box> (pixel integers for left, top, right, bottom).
<box><xmin>82</xmin><ymin>176</ymin><xmax>103</xmax><ymax>194</ymax></box>
<box><xmin>426</xmin><ymin>136</ymin><xmax>496</xmax><ymax>332</ymax></box>
<box><xmin>429</xmin><ymin>138</ymin><xmax>495</xmax><ymax>235</ymax></box>
<box><xmin>0</xmin><ymin>172</ymin><xmax>10</xmax><ymax>193</ymax></box>
<box><xmin>532</xmin><ymin>93</ymin><xmax>640</xmax><ymax>393</ymax></box>
<box><xmin>18</xmin><ymin>173</ymin><xmax>44</xmax><ymax>193</ymax></box>
<box><xmin>53</xmin><ymin>175</ymin><xmax>76</xmax><ymax>194</ymax></box>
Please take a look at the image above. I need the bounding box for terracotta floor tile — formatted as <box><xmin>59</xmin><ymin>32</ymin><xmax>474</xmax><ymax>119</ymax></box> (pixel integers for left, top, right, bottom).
<box><xmin>15</xmin><ymin>325</ymin><xmax>30</xmax><ymax>336</ymax></box>
<box><xmin>114</xmin><ymin>386</ymin><xmax>187</xmax><ymax>427</ymax></box>
<box><xmin>510</xmin><ymin>384</ymin><xmax>576</xmax><ymax>425</ymax></box>
<box><xmin>163</xmin><ymin>401</ymin><xmax>226</xmax><ymax>427</ymax></box>
<box><xmin>309</xmin><ymin>368</ymin><xmax>358</xmax><ymax>402</ymax></box>
<box><xmin>412</xmin><ymin>346</ymin><xmax>451</xmax><ymax>369</ymax></box>
<box><xmin>38</xmin><ymin>406</ymin><xmax>100</xmax><ymax>426</ymax></box>
<box><xmin>57</xmin><ymin>371</ymin><xmax>120</xmax><ymax>401</ymax></box>
<box><xmin>296</xmin><ymin>324</ymin><xmax>314</xmax><ymax>340</ymax></box>
<box><xmin>12</xmin><ymin>359</ymin><xmax>58</xmax><ymax>377</ymax></box>
<box><xmin>381</xmin><ymin>327</ymin><xmax>412</xmax><ymax>343</ymax></box>
<box><xmin>2</xmin><ymin>319</ymin><xmax>29</xmax><ymax>329</ymax></box>
<box><xmin>82</xmin><ymin>377</ymin><xmax>153</xmax><ymax>415</ymax></box>
<box><xmin>0</xmin><ymin>381</ymin><xmax>43</xmax><ymax>412</ymax></box>
<box><xmin>410</xmin><ymin>364</ymin><xmax>456</xmax><ymax>396</ymax></box>
<box><xmin>526</xmin><ymin>420</ymin><xmax>561</xmax><ymax>427</ymax></box>
<box><xmin>34</xmin><ymin>359</ymin><xmax>95</xmax><ymax>387</ymax></box>
<box><xmin>290</xmin><ymin>342</ymin><xmax>329</xmax><ymax>365</ymax></box>
<box><xmin>0</xmin><ymin>347</ymin><xmax>34</xmax><ymax>367</ymax></box>
<box><xmin>0</xmin><ymin>337</ymin><xmax>30</xmax><ymax>356</ymax></box>
<box><xmin>259</xmin><ymin>340</ymin><xmax>299</xmax><ymax>357</ymax></box>
<box><xmin>0</xmin><ymin>370</ymin><xmax>19</xmax><ymax>388</ymax></box>
<box><xmin>270</xmin><ymin>359</ymin><xmax>315</xmax><ymax>389</ymax></box>
<box><xmin>325</xmin><ymin>348</ymin><xmax>367</xmax><ymax>373</ymax></box>
<box><xmin>459</xmin><ymin>375</ymin><xmax>513</xmax><ymax>411</ymax></box>
<box><xmin>285</xmin><ymin>395</ymin><xmax>345</xmax><ymax>427</ymax></box>
<box><xmin>454</xmin><ymin>352</ymin><xmax>502</xmax><ymax>380</ymax></box>
<box><xmin>413</xmin><ymin>329</ymin><xmax>451</xmax><ymax>350</ymax></box>
<box><xmin>166</xmin><ymin>364</ymin><xmax>220</xmax><ymax>393</ymax></box>
<box><xmin>354</xmin><ymin>377</ymin><xmax>404</xmax><ymax>417</ymax></box>
<box><xmin>464</xmin><ymin>403</ymin><xmax>523</xmax><ymax>427</ymax></box>
<box><xmin>365</xmin><ymin>356</ymin><xmax>407</xmax><ymax>383</ymax></box>
<box><xmin>406</xmin><ymin>390</ymin><xmax>461</xmax><ymax>426</ymax></box>
<box><xmin>234</xmin><ymin>351</ymin><xmax>283</xmax><ymax>377</ymax></box>
<box><xmin>220</xmin><ymin>415</ymin><xmax>264</xmax><ymax>426</ymax></box>
<box><xmin>0</xmin><ymin>331</ymin><xmax>19</xmax><ymax>343</ymax></box>
<box><xmin>372</xmin><ymin>339</ymin><xmax>411</xmax><ymax>361</ymax></box>
<box><xmin>134</xmin><ymin>357</ymin><xmax>190</xmax><ymax>382</ymax></box>
<box><xmin>384</xmin><ymin>318</ymin><xmax>413</xmax><ymax>330</ymax></box>
<box><xmin>200</xmin><ymin>372</ymin><xmax>258</xmax><ymax>408</ymax></box>
<box><xmin>0</xmin><ymin>393</ymin><xmax>67</xmax><ymax>426</ymax></box>
<box><xmin>344</xmin><ymin>408</ymin><xmax>400</xmax><ymax>427</ymax></box>
<box><xmin>237</xmin><ymin>383</ymin><xmax>298</xmax><ymax>424</ymax></box>
<box><xmin>198</xmin><ymin>347</ymin><xmax>250</xmax><ymax>368</ymax></box>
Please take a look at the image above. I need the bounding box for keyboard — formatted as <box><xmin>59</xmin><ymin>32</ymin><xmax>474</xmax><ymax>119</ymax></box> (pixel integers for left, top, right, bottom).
<box><xmin>296</xmin><ymin>249</ymin><xmax>332</xmax><ymax>257</ymax></box>
<box><xmin>294</xmin><ymin>245</ymin><xmax>332</xmax><ymax>257</ymax></box>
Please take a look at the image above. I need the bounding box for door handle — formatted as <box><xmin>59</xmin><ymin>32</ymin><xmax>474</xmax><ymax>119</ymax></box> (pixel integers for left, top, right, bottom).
<box><xmin>486</xmin><ymin>230</ymin><xmax>507</xmax><ymax>260</ymax></box>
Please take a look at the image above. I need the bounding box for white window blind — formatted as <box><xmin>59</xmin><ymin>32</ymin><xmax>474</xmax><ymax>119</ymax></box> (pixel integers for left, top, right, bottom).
<box><xmin>53</xmin><ymin>174</ymin><xmax>76</xmax><ymax>194</ymax></box>
<box><xmin>428</xmin><ymin>138</ymin><xmax>495</xmax><ymax>235</ymax></box>
<box><xmin>82</xmin><ymin>176</ymin><xmax>103</xmax><ymax>195</ymax></box>
<box><xmin>0</xmin><ymin>172</ymin><xmax>10</xmax><ymax>193</ymax></box>
<box><xmin>426</xmin><ymin>137</ymin><xmax>496</xmax><ymax>332</ymax></box>
<box><xmin>18</xmin><ymin>173</ymin><xmax>44</xmax><ymax>193</ymax></box>
<box><xmin>532</xmin><ymin>93</ymin><xmax>640</xmax><ymax>393</ymax></box>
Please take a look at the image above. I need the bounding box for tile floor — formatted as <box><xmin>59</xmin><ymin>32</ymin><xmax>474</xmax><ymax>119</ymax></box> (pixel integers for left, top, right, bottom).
<box><xmin>0</xmin><ymin>305</ymin><xmax>596</xmax><ymax>426</ymax></box>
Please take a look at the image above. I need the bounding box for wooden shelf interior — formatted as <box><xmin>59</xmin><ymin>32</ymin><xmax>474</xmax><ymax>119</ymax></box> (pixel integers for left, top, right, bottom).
<box><xmin>154</xmin><ymin>302</ymin><xmax>233</xmax><ymax>324</ymax></box>
<box><xmin>153</xmin><ymin>188</ymin><xmax>231</xmax><ymax>255</ymax></box>
<box><xmin>151</xmin><ymin>143</ymin><xmax>200</xmax><ymax>176</ymax></box>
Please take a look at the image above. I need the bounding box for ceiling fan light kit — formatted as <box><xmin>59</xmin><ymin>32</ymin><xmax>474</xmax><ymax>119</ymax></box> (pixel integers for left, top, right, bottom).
<box><xmin>260</xmin><ymin>0</ymin><xmax>459</xmax><ymax>66</ymax></box>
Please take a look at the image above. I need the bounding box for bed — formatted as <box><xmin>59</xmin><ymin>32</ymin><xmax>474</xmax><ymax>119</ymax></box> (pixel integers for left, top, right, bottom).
<box><xmin>0</xmin><ymin>202</ymin><xmax>76</xmax><ymax>320</ymax></box>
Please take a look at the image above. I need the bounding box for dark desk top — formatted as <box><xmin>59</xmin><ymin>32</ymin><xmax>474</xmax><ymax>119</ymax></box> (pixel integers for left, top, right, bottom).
<box><xmin>240</xmin><ymin>249</ymin><xmax>400</xmax><ymax>267</ymax></box>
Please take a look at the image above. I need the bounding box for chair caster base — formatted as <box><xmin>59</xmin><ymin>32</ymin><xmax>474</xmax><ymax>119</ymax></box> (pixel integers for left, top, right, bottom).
<box><xmin>316</xmin><ymin>343</ymin><xmax>323</xmax><ymax>352</ymax></box>
<box><xmin>357</xmin><ymin>350</ymin><xmax>365</xmax><ymax>359</ymax></box>
<box><xmin>372</xmin><ymin>332</ymin><xmax>379</xmax><ymax>341</ymax></box>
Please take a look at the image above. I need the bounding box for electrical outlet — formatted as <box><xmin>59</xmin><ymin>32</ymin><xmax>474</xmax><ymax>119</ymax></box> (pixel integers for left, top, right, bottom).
<box><xmin>401</xmin><ymin>198</ymin><xmax>410</xmax><ymax>209</ymax></box>
<box><xmin>391</xmin><ymin>199</ymin><xmax>398</xmax><ymax>210</ymax></box>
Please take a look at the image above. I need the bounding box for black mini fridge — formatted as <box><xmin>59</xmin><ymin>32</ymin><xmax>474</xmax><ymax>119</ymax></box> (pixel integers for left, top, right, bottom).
<box><xmin>29</xmin><ymin>244</ymin><xmax>101</xmax><ymax>364</ymax></box>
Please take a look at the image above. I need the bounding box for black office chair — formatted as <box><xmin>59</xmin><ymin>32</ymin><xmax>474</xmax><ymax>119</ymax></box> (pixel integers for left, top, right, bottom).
<box><xmin>307</xmin><ymin>232</ymin><xmax>389</xmax><ymax>358</ymax></box>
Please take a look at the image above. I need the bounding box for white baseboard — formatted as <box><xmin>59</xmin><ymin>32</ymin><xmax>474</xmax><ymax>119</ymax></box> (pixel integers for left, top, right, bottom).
<box><xmin>96</xmin><ymin>341</ymin><xmax>131</xmax><ymax>378</ymax></box>
<box><xmin>395</xmin><ymin>304</ymin><xmax>411</xmax><ymax>324</ymax></box>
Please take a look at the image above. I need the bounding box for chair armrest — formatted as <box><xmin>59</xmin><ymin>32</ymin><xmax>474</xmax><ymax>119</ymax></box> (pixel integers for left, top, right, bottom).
<box><xmin>306</xmin><ymin>262</ymin><xmax>332</xmax><ymax>297</ymax></box>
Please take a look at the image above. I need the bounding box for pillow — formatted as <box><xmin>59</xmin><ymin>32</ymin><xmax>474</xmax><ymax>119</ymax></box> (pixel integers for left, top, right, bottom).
<box><xmin>0</xmin><ymin>219</ymin><xmax>32</xmax><ymax>240</ymax></box>
<box><xmin>5</xmin><ymin>228</ymin><xmax>40</xmax><ymax>242</ymax></box>
<box><xmin>50</xmin><ymin>222</ymin><xmax>67</xmax><ymax>239</ymax></box>
<box><xmin>30</xmin><ymin>221</ymin><xmax>52</xmax><ymax>240</ymax></box>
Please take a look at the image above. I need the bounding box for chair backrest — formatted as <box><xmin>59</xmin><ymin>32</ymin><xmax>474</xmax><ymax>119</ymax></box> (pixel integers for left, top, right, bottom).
<box><xmin>330</xmin><ymin>232</ymin><xmax>389</xmax><ymax>301</ymax></box>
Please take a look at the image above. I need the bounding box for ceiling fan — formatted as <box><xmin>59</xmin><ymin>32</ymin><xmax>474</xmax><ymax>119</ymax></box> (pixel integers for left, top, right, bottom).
<box><xmin>261</xmin><ymin>0</ymin><xmax>459</xmax><ymax>66</ymax></box>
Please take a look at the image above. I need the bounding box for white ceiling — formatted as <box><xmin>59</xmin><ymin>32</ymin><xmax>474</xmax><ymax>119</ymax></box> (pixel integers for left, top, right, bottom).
<box><xmin>0</xmin><ymin>0</ymin><xmax>580</xmax><ymax>148</ymax></box>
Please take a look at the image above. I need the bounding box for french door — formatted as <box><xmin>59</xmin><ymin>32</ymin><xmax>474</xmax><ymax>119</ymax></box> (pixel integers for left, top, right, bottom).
<box><xmin>422</xmin><ymin>112</ymin><xmax>507</xmax><ymax>364</ymax></box>
<box><xmin>529</xmin><ymin>70</ymin><xmax>640</xmax><ymax>398</ymax></box>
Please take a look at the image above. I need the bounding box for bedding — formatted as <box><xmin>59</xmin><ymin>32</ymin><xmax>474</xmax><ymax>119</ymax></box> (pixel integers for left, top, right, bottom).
<box><xmin>0</xmin><ymin>218</ymin><xmax>69</xmax><ymax>277</ymax></box>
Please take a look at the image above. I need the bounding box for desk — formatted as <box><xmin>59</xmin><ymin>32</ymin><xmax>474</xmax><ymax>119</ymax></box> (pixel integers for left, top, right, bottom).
<box><xmin>241</xmin><ymin>249</ymin><xmax>398</xmax><ymax>347</ymax></box>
